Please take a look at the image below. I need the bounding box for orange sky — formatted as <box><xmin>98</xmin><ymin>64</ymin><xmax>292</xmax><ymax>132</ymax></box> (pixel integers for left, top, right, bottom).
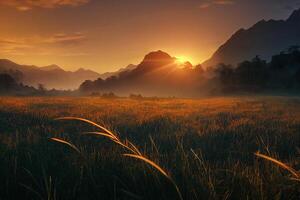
<box><xmin>0</xmin><ymin>0</ymin><xmax>298</xmax><ymax>73</ymax></box>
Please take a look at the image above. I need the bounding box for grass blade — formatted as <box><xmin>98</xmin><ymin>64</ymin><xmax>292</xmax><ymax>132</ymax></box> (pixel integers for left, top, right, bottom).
<box><xmin>123</xmin><ymin>153</ymin><xmax>168</xmax><ymax>177</ymax></box>
<box><xmin>127</xmin><ymin>140</ymin><xmax>142</xmax><ymax>156</ymax></box>
<box><xmin>82</xmin><ymin>132</ymin><xmax>116</xmax><ymax>140</ymax></box>
<box><xmin>50</xmin><ymin>138</ymin><xmax>81</xmax><ymax>154</ymax></box>
<box><xmin>56</xmin><ymin>117</ymin><xmax>118</xmax><ymax>140</ymax></box>
<box><xmin>123</xmin><ymin>154</ymin><xmax>183</xmax><ymax>200</ymax></box>
<box><xmin>255</xmin><ymin>152</ymin><xmax>299</xmax><ymax>179</ymax></box>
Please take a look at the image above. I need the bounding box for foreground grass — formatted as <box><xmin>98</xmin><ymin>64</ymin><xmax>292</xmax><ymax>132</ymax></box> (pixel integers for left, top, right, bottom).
<box><xmin>0</xmin><ymin>96</ymin><xmax>299</xmax><ymax>199</ymax></box>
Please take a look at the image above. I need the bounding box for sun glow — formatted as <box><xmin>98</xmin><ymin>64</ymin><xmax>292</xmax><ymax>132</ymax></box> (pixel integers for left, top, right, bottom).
<box><xmin>175</xmin><ymin>56</ymin><xmax>189</xmax><ymax>64</ymax></box>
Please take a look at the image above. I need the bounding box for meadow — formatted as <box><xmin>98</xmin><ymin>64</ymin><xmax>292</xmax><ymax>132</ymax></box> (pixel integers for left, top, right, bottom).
<box><xmin>0</xmin><ymin>96</ymin><xmax>299</xmax><ymax>200</ymax></box>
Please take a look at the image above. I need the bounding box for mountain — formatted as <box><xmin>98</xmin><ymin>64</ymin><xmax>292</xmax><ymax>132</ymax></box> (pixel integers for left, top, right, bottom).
<box><xmin>80</xmin><ymin>50</ymin><xmax>207</xmax><ymax>97</ymax></box>
<box><xmin>0</xmin><ymin>59</ymin><xmax>100</xmax><ymax>90</ymax></box>
<box><xmin>40</xmin><ymin>65</ymin><xmax>63</xmax><ymax>71</ymax></box>
<box><xmin>202</xmin><ymin>8</ymin><xmax>300</xmax><ymax>68</ymax></box>
<box><xmin>99</xmin><ymin>64</ymin><xmax>137</xmax><ymax>79</ymax></box>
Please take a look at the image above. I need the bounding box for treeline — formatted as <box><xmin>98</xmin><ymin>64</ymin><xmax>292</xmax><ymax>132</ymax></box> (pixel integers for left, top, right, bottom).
<box><xmin>213</xmin><ymin>46</ymin><xmax>300</xmax><ymax>93</ymax></box>
<box><xmin>0</xmin><ymin>74</ymin><xmax>37</xmax><ymax>96</ymax></box>
<box><xmin>0</xmin><ymin>73</ymin><xmax>75</xmax><ymax>96</ymax></box>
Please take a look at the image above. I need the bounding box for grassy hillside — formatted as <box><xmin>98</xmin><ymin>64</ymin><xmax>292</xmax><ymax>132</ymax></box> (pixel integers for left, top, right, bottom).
<box><xmin>0</xmin><ymin>97</ymin><xmax>299</xmax><ymax>199</ymax></box>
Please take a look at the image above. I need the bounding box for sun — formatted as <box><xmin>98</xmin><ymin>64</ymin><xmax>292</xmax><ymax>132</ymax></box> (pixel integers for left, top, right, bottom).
<box><xmin>175</xmin><ymin>56</ymin><xmax>189</xmax><ymax>64</ymax></box>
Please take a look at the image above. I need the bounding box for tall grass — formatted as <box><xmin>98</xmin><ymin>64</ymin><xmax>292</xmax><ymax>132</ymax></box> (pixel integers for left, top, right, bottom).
<box><xmin>51</xmin><ymin>117</ymin><xmax>183</xmax><ymax>200</ymax></box>
<box><xmin>0</xmin><ymin>96</ymin><xmax>299</xmax><ymax>199</ymax></box>
<box><xmin>255</xmin><ymin>152</ymin><xmax>300</xmax><ymax>181</ymax></box>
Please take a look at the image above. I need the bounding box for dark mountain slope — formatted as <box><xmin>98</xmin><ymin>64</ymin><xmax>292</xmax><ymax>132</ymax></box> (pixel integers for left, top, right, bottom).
<box><xmin>202</xmin><ymin>8</ymin><xmax>300</xmax><ymax>67</ymax></box>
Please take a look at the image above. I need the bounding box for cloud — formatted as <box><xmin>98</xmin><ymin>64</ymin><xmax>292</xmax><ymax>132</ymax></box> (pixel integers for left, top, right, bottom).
<box><xmin>199</xmin><ymin>2</ymin><xmax>211</xmax><ymax>9</ymax></box>
<box><xmin>214</xmin><ymin>0</ymin><xmax>234</xmax><ymax>5</ymax></box>
<box><xmin>200</xmin><ymin>0</ymin><xmax>235</xmax><ymax>9</ymax></box>
<box><xmin>45</xmin><ymin>32</ymin><xmax>87</xmax><ymax>45</ymax></box>
<box><xmin>0</xmin><ymin>39</ymin><xmax>23</xmax><ymax>45</ymax></box>
<box><xmin>0</xmin><ymin>0</ymin><xmax>90</xmax><ymax>11</ymax></box>
<box><xmin>0</xmin><ymin>39</ymin><xmax>33</xmax><ymax>55</ymax></box>
<box><xmin>0</xmin><ymin>32</ymin><xmax>87</xmax><ymax>56</ymax></box>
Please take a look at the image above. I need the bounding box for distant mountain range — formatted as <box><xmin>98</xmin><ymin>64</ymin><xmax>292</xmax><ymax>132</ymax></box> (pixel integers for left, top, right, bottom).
<box><xmin>98</xmin><ymin>64</ymin><xmax>137</xmax><ymax>79</ymax></box>
<box><xmin>80</xmin><ymin>50</ymin><xmax>206</xmax><ymax>96</ymax></box>
<box><xmin>0</xmin><ymin>59</ymin><xmax>100</xmax><ymax>90</ymax></box>
<box><xmin>202</xmin><ymin>8</ymin><xmax>300</xmax><ymax>67</ymax></box>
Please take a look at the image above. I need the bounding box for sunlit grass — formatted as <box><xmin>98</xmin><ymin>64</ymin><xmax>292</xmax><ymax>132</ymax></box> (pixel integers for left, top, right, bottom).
<box><xmin>0</xmin><ymin>96</ymin><xmax>299</xmax><ymax>199</ymax></box>
<box><xmin>255</xmin><ymin>152</ymin><xmax>300</xmax><ymax>180</ymax></box>
<box><xmin>52</xmin><ymin>117</ymin><xmax>183</xmax><ymax>200</ymax></box>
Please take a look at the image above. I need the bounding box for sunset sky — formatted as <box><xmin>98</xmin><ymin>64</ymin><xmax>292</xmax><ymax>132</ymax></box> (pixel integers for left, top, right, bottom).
<box><xmin>0</xmin><ymin>0</ymin><xmax>299</xmax><ymax>73</ymax></box>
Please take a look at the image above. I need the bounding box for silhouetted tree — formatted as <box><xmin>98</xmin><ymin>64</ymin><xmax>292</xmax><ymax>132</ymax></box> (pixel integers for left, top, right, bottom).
<box><xmin>235</xmin><ymin>56</ymin><xmax>268</xmax><ymax>90</ymax></box>
<box><xmin>268</xmin><ymin>46</ymin><xmax>300</xmax><ymax>88</ymax></box>
<box><xmin>37</xmin><ymin>83</ymin><xmax>47</xmax><ymax>95</ymax></box>
<box><xmin>288</xmin><ymin>45</ymin><xmax>300</xmax><ymax>54</ymax></box>
<box><xmin>2</xmin><ymin>69</ymin><xmax>24</xmax><ymax>82</ymax></box>
<box><xmin>215</xmin><ymin>64</ymin><xmax>234</xmax><ymax>84</ymax></box>
<box><xmin>0</xmin><ymin>74</ymin><xmax>19</xmax><ymax>93</ymax></box>
<box><xmin>102</xmin><ymin>92</ymin><xmax>117</xmax><ymax>98</ymax></box>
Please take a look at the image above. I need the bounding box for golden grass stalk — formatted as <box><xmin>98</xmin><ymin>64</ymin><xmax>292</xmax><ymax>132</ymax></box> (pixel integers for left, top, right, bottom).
<box><xmin>123</xmin><ymin>153</ymin><xmax>183</xmax><ymax>200</ymax></box>
<box><xmin>127</xmin><ymin>140</ymin><xmax>142</xmax><ymax>156</ymax></box>
<box><xmin>50</xmin><ymin>138</ymin><xmax>81</xmax><ymax>154</ymax></box>
<box><xmin>56</xmin><ymin>117</ymin><xmax>118</xmax><ymax>140</ymax></box>
<box><xmin>112</xmin><ymin>140</ymin><xmax>137</xmax><ymax>154</ymax></box>
<box><xmin>57</xmin><ymin>118</ymin><xmax>141</xmax><ymax>155</ymax></box>
<box><xmin>82</xmin><ymin>132</ymin><xmax>138</xmax><ymax>154</ymax></box>
<box><xmin>82</xmin><ymin>132</ymin><xmax>116</xmax><ymax>140</ymax></box>
<box><xmin>54</xmin><ymin>116</ymin><xmax>183</xmax><ymax>200</ymax></box>
<box><xmin>123</xmin><ymin>154</ymin><xmax>168</xmax><ymax>177</ymax></box>
<box><xmin>255</xmin><ymin>152</ymin><xmax>300</xmax><ymax>179</ymax></box>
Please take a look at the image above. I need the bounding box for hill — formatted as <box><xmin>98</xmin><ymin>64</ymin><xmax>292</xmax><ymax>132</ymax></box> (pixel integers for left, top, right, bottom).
<box><xmin>80</xmin><ymin>50</ymin><xmax>206</xmax><ymax>97</ymax></box>
<box><xmin>202</xmin><ymin>8</ymin><xmax>300</xmax><ymax>67</ymax></box>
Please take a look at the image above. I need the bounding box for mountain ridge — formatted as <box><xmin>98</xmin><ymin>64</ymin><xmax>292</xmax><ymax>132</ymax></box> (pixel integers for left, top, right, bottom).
<box><xmin>0</xmin><ymin>59</ymin><xmax>100</xmax><ymax>90</ymax></box>
<box><xmin>99</xmin><ymin>64</ymin><xmax>137</xmax><ymax>79</ymax></box>
<box><xmin>202</xmin><ymin>8</ymin><xmax>300</xmax><ymax>68</ymax></box>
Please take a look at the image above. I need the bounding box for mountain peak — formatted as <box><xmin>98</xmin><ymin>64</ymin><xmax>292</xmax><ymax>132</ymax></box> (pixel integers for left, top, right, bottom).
<box><xmin>76</xmin><ymin>68</ymin><xmax>86</xmax><ymax>72</ymax></box>
<box><xmin>143</xmin><ymin>50</ymin><xmax>173</xmax><ymax>62</ymax></box>
<box><xmin>288</xmin><ymin>8</ymin><xmax>300</xmax><ymax>22</ymax></box>
<box><xmin>74</xmin><ymin>68</ymin><xmax>100</xmax><ymax>76</ymax></box>
<box><xmin>133</xmin><ymin>50</ymin><xmax>175</xmax><ymax>73</ymax></box>
<box><xmin>40</xmin><ymin>64</ymin><xmax>63</xmax><ymax>71</ymax></box>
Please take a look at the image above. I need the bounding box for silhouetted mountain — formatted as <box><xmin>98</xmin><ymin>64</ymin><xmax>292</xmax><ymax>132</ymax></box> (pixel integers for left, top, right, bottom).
<box><xmin>203</xmin><ymin>8</ymin><xmax>300</xmax><ymax>67</ymax></box>
<box><xmin>80</xmin><ymin>50</ymin><xmax>206</xmax><ymax>97</ymax></box>
<box><xmin>99</xmin><ymin>64</ymin><xmax>137</xmax><ymax>79</ymax></box>
<box><xmin>0</xmin><ymin>59</ymin><xmax>100</xmax><ymax>89</ymax></box>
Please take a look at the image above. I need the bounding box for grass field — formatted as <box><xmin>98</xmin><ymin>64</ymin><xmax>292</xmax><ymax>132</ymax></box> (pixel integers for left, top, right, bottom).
<box><xmin>0</xmin><ymin>96</ymin><xmax>299</xmax><ymax>199</ymax></box>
